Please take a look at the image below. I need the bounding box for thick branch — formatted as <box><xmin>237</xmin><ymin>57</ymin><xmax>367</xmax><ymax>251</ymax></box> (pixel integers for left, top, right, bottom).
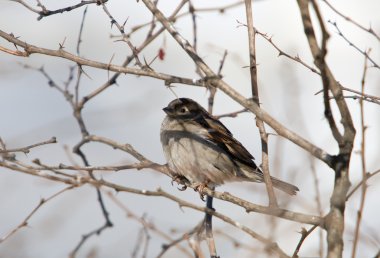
<box><xmin>296</xmin><ymin>1</ymin><xmax>355</xmax><ymax>257</ymax></box>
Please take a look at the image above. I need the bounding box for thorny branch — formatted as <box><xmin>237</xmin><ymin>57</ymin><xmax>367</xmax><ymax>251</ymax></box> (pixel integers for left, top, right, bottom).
<box><xmin>79</xmin><ymin>181</ymin><xmax>292</xmax><ymax>258</ymax></box>
<box><xmin>10</xmin><ymin>0</ymin><xmax>108</xmax><ymax>21</ymax></box>
<box><xmin>80</xmin><ymin>0</ymin><xmax>188</xmax><ymax>108</ymax></box>
<box><xmin>328</xmin><ymin>21</ymin><xmax>380</xmax><ymax>69</ymax></box>
<box><xmin>125</xmin><ymin>1</ymin><xmax>244</xmax><ymax>38</ymax></box>
<box><xmin>322</xmin><ymin>0</ymin><xmax>380</xmax><ymax>41</ymax></box>
<box><xmin>0</xmin><ymin>156</ymin><xmax>293</xmax><ymax>257</ymax></box>
<box><xmin>0</xmin><ymin>22</ymin><xmax>333</xmax><ymax>167</ymax></box>
<box><xmin>4</xmin><ymin>145</ymin><xmax>378</xmax><ymax>256</ymax></box>
<box><xmin>1</xmin><ymin>1</ymin><xmax>380</xmax><ymax>257</ymax></box>
<box><xmin>315</xmin><ymin>86</ymin><xmax>380</xmax><ymax>106</ymax></box>
<box><xmin>254</xmin><ymin>29</ymin><xmax>320</xmax><ymax>75</ymax></box>
<box><xmin>1</xmin><ymin>153</ymin><xmax>324</xmax><ymax>226</ymax></box>
<box><xmin>140</xmin><ymin>0</ymin><xmax>333</xmax><ymax>167</ymax></box>
<box><xmin>244</xmin><ymin>0</ymin><xmax>278</xmax><ymax>207</ymax></box>
<box><xmin>351</xmin><ymin>50</ymin><xmax>370</xmax><ymax>258</ymax></box>
<box><xmin>297</xmin><ymin>1</ymin><xmax>356</xmax><ymax>257</ymax></box>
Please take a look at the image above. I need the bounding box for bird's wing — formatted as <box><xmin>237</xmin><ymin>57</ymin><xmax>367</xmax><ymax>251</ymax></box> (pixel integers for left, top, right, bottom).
<box><xmin>194</xmin><ymin>113</ymin><xmax>259</xmax><ymax>169</ymax></box>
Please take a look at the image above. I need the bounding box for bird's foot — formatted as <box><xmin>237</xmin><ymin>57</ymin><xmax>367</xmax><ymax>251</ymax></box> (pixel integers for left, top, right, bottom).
<box><xmin>194</xmin><ymin>182</ymin><xmax>210</xmax><ymax>201</ymax></box>
<box><xmin>171</xmin><ymin>175</ymin><xmax>189</xmax><ymax>191</ymax></box>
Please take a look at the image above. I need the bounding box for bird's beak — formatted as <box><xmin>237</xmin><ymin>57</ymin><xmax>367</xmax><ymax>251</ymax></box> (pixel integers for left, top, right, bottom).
<box><xmin>163</xmin><ymin>106</ymin><xmax>174</xmax><ymax>115</ymax></box>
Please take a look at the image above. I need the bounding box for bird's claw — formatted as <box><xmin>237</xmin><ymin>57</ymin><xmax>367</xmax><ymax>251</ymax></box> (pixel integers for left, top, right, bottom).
<box><xmin>177</xmin><ymin>185</ymin><xmax>187</xmax><ymax>191</ymax></box>
<box><xmin>194</xmin><ymin>182</ymin><xmax>209</xmax><ymax>201</ymax></box>
<box><xmin>171</xmin><ymin>175</ymin><xmax>188</xmax><ymax>191</ymax></box>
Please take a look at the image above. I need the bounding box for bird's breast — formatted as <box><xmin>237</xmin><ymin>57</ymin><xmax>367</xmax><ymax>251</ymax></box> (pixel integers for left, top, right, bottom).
<box><xmin>160</xmin><ymin>117</ymin><xmax>237</xmax><ymax>184</ymax></box>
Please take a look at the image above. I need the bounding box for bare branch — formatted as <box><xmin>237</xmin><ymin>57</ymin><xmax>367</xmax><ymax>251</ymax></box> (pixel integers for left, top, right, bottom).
<box><xmin>101</xmin><ymin>3</ymin><xmax>144</xmax><ymax>68</ymax></box>
<box><xmin>76</xmin><ymin>7</ymin><xmax>88</xmax><ymax>55</ymax></box>
<box><xmin>1</xmin><ymin>2</ymin><xmax>378</xmax><ymax>257</ymax></box>
<box><xmin>322</xmin><ymin>0</ymin><xmax>380</xmax><ymax>41</ymax></box>
<box><xmin>2</xmin><ymin>154</ymin><xmax>323</xmax><ymax>226</ymax></box>
<box><xmin>351</xmin><ymin>51</ymin><xmax>370</xmax><ymax>258</ymax></box>
<box><xmin>244</xmin><ymin>0</ymin><xmax>278</xmax><ymax>207</ymax></box>
<box><xmin>296</xmin><ymin>1</ymin><xmax>356</xmax><ymax>257</ymax></box>
<box><xmin>10</xmin><ymin>0</ymin><xmax>107</xmax><ymax>21</ymax></box>
<box><xmin>328</xmin><ymin>21</ymin><xmax>380</xmax><ymax>69</ymax></box>
<box><xmin>214</xmin><ymin>108</ymin><xmax>248</xmax><ymax>119</ymax></box>
<box><xmin>0</xmin><ymin>137</ymin><xmax>56</xmax><ymax>154</ymax></box>
<box><xmin>107</xmin><ymin>191</ymin><xmax>193</xmax><ymax>257</ymax></box>
<box><xmin>140</xmin><ymin>0</ymin><xmax>333</xmax><ymax>167</ymax></box>
<box><xmin>254</xmin><ymin>29</ymin><xmax>320</xmax><ymax>75</ymax></box>
<box><xmin>315</xmin><ymin>86</ymin><xmax>380</xmax><ymax>106</ymax></box>
<box><xmin>80</xmin><ymin>0</ymin><xmax>188</xmax><ymax>107</ymax></box>
<box><xmin>126</xmin><ymin>1</ymin><xmax>244</xmax><ymax>38</ymax></box>
<box><xmin>0</xmin><ymin>186</ymin><xmax>75</xmax><ymax>243</ymax></box>
<box><xmin>347</xmin><ymin>169</ymin><xmax>380</xmax><ymax>200</ymax></box>
<box><xmin>156</xmin><ymin>224</ymin><xmax>201</xmax><ymax>258</ymax></box>
<box><xmin>292</xmin><ymin>225</ymin><xmax>318</xmax><ymax>258</ymax></box>
<box><xmin>310</xmin><ymin>157</ymin><xmax>325</xmax><ymax>257</ymax></box>
<box><xmin>0</xmin><ymin>29</ymin><xmax>206</xmax><ymax>87</ymax></box>
<box><xmin>96</xmin><ymin>180</ymin><xmax>291</xmax><ymax>258</ymax></box>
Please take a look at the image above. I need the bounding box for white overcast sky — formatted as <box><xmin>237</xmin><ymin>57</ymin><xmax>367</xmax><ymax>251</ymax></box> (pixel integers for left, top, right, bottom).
<box><xmin>1</xmin><ymin>1</ymin><xmax>380</xmax><ymax>257</ymax></box>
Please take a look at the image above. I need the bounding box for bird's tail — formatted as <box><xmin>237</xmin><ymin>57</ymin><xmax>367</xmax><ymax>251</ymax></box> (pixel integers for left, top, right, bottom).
<box><xmin>239</xmin><ymin>166</ymin><xmax>299</xmax><ymax>195</ymax></box>
<box><xmin>270</xmin><ymin>176</ymin><xmax>299</xmax><ymax>196</ymax></box>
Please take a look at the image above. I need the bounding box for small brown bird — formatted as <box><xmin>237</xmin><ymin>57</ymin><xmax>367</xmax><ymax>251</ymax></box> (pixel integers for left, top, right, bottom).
<box><xmin>160</xmin><ymin>98</ymin><xmax>299</xmax><ymax>195</ymax></box>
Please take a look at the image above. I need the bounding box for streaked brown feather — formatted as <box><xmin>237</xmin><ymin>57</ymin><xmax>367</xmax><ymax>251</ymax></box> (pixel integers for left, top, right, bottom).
<box><xmin>199</xmin><ymin>114</ymin><xmax>258</xmax><ymax>170</ymax></box>
<box><xmin>161</xmin><ymin>98</ymin><xmax>299</xmax><ymax>195</ymax></box>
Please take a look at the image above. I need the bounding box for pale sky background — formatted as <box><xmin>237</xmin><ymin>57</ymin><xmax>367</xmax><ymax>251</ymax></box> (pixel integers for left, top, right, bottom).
<box><xmin>1</xmin><ymin>0</ymin><xmax>380</xmax><ymax>257</ymax></box>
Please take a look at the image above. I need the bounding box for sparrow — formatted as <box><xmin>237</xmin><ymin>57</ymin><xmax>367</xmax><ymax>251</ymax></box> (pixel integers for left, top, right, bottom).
<box><xmin>160</xmin><ymin>98</ymin><xmax>299</xmax><ymax>195</ymax></box>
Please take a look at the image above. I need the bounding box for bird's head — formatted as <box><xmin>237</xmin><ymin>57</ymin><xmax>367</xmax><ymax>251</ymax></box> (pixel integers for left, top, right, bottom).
<box><xmin>163</xmin><ymin>98</ymin><xmax>207</xmax><ymax>120</ymax></box>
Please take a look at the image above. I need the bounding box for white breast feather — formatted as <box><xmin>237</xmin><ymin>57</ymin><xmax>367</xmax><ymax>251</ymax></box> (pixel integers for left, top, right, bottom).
<box><xmin>161</xmin><ymin>116</ymin><xmax>237</xmax><ymax>185</ymax></box>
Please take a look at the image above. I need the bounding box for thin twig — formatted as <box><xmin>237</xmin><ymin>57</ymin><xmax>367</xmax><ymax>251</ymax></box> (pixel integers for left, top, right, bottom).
<box><xmin>0</xmin><ymin>186</ymin><xmax>75</xmax><ymax>243</ymax></box>
<box><xmin>156</xmin><ymin>224</ymin><xmax>201</xmax><ymax>258</ymax></box>
<box><xmin>315</xmin><ymin>86</ymin><xmax>380</xmax><ymax>106</ymax></box>
<box><xmin>310</xmin><ymin>157</ymin><xmax>324</xmax><ymax>257</ymax></box>
<box><xmin>347</xmin><ymin>169</ymin><xmax>380</xmax><ymax>200</ymax></box>
<box><xmin>96</xmin><ymin>180</ymin><xmax>291</xmax><ymax>258</ymax></box>
<box><xmin>125</xmin><ymin>1</ymin><xmax>244</xmax><ymax>38</ymax></box>
<box><xmin>292</xmin><ymin>225</ymin><xmax>318</xmax><ymax>258</ymax></box>
<box><xmin>101</xmin><ymin>3</ymin><xmax>143</xmax><ymax>68</ymax></box>
<box><xmin>79</xmin><ymin>0</ymin><xmax>189</xmax><ymax>107</ymax></box>
<box><xmin>76</xmin><ymin>7</ymin><xmax>88</xmax><ymax>55</ymax></box>
<box><xmin>214</xmin><ymin>108</ymin><xmax>248</xmax><ymax>119</ymax></box>
<box><xmin>213</xmin><ymin>229</ymin><xmax>257</xmax><ymax>252</ymax></box>
<box><xmin>10</xmin><ymin>0</ymin><xmax>107</xmax><ymax>21</ymax></box>
<box><xmin>254</xmin><ymin>29</ymin><xmax>320</xmax><ymax>75</ymax></box>
<box><xmin>322</xmin><ymin>0</ymin><xmax>380</xmax><ymax>41</ymax></box>
<box><xmin>328</xmin><ymin>20</ymin><xmax>380</xmax><ymax>69</ymax></box>
<box><xmin>244</xmin><ymin>0</ymin><xmax>278</xmax><ymax>207</ymax></box>
<box><xmin>0</xmin><ymin>45</ymin><xmax>28</xmax><ymax>56</ymax></box>
<box><xmin>73</xmin><ymin>7</ymin><xmax>88</xmax><ymax>105</ymax></box>
<box><xmin>351</xmin><ymin>49</ymin><xmax>370</xmax><ymax>258</ymax></box>
<box><xmin>0</xmin><ymin>137</ymin><xmax>57</xmax><ymax>154</ymax></box>
<box><xmin>107</xmin><ymin>191</ymin><xmax>193</xmax><ymax>257</ymax></box>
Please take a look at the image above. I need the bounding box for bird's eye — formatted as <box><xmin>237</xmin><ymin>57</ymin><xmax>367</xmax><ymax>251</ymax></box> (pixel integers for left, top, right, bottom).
<box><xmin>179</xmin><ymin>107</ymin><xmax>187</xmax><ymax>113</ymax></box>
